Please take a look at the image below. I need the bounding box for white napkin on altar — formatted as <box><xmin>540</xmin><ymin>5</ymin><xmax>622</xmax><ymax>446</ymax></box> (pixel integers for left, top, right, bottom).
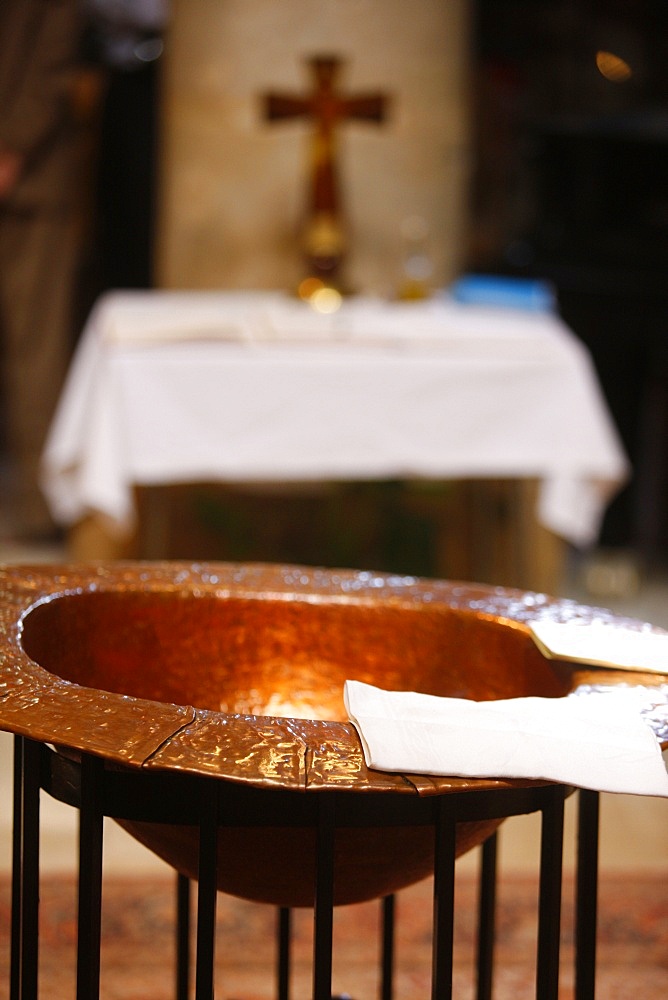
<box><xmin>344</xmin><ymin>680</ymin><xmax>668</xmax><ymax>797</ymax></box>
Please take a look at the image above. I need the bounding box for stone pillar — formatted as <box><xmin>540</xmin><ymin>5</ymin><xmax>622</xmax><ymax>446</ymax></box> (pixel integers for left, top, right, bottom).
<box><xmin>157</xmin><ymin>0</ymin><xmax>471</xmax><ymax>296</ymax></box>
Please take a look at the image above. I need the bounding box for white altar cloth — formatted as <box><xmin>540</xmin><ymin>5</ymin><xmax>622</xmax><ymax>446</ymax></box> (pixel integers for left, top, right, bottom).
<box><xmin>41</xmin><ymin>290</ymin><xmax>629</xmax><ymax>545</ymax></box>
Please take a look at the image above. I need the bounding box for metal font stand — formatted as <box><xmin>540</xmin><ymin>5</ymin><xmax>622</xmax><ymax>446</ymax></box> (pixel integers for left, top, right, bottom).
<box><xmin>11</xmin><ymin>737</ymin><xmax>597</xmax><ymax>1000</ymax></box>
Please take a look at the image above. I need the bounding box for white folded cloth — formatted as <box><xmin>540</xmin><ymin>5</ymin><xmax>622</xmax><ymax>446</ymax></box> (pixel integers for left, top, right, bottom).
<box><xmin>344</xmin><ymin>680</ymin><xmax>668</xmax><ymax>797</ymax></box>
<box><xmin>530</xmin><ymin>620</ymin><xmax>668</xmax><ymax>674</ymax></box>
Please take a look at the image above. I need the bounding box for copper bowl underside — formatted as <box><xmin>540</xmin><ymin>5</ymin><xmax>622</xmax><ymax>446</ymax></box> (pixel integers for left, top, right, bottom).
<box><xmin>1</xmin><ymin>561</ymin><xmax>665</xmax><ymax>907</ymax></box>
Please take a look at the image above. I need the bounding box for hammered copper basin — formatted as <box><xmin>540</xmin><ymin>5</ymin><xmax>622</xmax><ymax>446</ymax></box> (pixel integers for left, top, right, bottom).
<box><xmin>21</xmin><ymin>586</ymin><xmax>570</xmax><ymax>721</ymax></box>
<box><xmin>0</xmin><ymin>561</ymin><xmax>621</xmax><ymax>906</ymax></box>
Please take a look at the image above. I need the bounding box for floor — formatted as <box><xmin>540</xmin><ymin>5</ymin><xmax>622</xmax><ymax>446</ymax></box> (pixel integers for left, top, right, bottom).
<box><xmin>1</xmin><ymin>505</ymin><xmax>667</xmax><ymax>879</ymax></box>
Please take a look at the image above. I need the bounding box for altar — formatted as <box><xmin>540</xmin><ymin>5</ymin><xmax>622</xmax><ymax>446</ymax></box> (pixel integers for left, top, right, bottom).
<box><xmin>41</xmin><ymin>290</ymin><xmax>628</xmax><ymax>586</ymax></box>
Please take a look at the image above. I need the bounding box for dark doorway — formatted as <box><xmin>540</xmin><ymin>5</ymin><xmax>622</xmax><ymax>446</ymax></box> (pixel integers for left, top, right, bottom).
<box><xmin>469</xmin><ymin>0</ymin><xmax>668</xmax><ymax>562</ymax></box>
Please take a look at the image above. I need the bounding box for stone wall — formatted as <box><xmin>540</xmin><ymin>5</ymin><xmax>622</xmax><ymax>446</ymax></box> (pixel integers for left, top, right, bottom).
<box><xmin>157</xmin><ymin>0</ymin><xmax>471</xmax><ymax>295</ymax></box>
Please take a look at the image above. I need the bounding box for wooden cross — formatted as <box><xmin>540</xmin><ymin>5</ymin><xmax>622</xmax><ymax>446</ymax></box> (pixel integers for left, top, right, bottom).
<box><xmin>264</xmin><ymin>55</ymin><xmax>388</xmax><ymax>284</ymax></box>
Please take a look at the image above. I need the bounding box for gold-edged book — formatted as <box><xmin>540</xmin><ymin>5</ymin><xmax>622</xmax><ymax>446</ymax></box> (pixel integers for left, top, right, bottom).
<box><xmin>529</xmin><ymin>621</ymin><xmax>668</xmax><ymax>675</ymax></box>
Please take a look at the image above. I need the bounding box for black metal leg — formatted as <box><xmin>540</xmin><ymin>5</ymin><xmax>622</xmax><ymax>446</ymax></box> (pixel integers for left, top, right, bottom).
<box><xmin>277</xmin><ymin>907</ymin><xmax>291</xmax><ymax>1000</ymax></box>
<box><xmin>77</xmin><ymin>753</ymin><xmax>105</xmax><ymax>1000</ymax></box>
<box><xmin>21</xmin><ymin>740</ymin><xmax>41</xmax><ymax>1000</ymax></box>
<box><xmin>476</xmin><ymin>832</ymin><xmax>498</xmax><ymax>1000</ymax></box>
<box><xmin>11</xmin><ymin>736</ymin><xmax>41</xmax><ymax>1000</ymax></box>
<box><xmin>312</xmin><ymin>794</ymin><xmax>336</xmax><ymax>1000</ymax></box>
<box><xmin>575</xmin><ymin>789</ymin><xmax>600</xmax><ymax>1000</ymax></box>
<box><xmin>432</xmin><ymin>797</ymin><xmax>457</xmax><ymax>1000</ymax></box>
<box><xmin>195</xmin><ymin>783</ymin><xmax>219</xmax><ymax>1000</ymax></box>
<box><xmin>535</xmin><ymin>788</ymin><xmax>565</xmax><ymax>1000</ymax></box>
<box><xmin>176</xmin><ymin>874</ymin><xmax>191</xmax><ymax>1000</ymax></box>
<box><xmin>10</xmin><ymin>735</ymin><xmax>24</xmax><ymax>1000</ymax></box>
<box><xmin>380</xmin><ymin>895</ymin><xmax>395</xmax><ymax>1000</ymax></box>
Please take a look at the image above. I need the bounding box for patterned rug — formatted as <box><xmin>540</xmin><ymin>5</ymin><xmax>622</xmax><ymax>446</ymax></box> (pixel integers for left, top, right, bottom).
<box><xmin>1</xmin><ymin>871</ymin><xmax>667</xmax><ymax>999</ymax></box>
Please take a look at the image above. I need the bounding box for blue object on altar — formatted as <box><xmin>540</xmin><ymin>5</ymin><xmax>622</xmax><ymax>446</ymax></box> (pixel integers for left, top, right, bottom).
<box><xmin>449</xmin><ymin>274</ymin><xmax>556</xmax><ymax>312</ymax></box>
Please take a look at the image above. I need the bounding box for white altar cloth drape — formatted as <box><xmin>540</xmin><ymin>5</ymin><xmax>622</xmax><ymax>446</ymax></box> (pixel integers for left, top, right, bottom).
<box><xmin>41</xmin><ymin>290</ymin><xmax>629</xmax><ymax>544</ymax></box>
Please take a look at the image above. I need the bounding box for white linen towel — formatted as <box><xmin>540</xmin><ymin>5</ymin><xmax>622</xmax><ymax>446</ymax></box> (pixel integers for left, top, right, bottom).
<box><xmin>530</xmin><ymin>620</ymin><xmax>668</xmax><ymax>674</ymax></box>
<box><xmin>344</xmin><ymin>680</ymin><xmax>668</xmax><ymax>797</ymax></box>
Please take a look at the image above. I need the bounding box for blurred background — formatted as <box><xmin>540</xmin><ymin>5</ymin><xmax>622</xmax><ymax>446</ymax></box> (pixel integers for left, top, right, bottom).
<box><xmin>1</xmin><ymin>0</ymin><xmax>668</xmax><ymax>875</ymax></box>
